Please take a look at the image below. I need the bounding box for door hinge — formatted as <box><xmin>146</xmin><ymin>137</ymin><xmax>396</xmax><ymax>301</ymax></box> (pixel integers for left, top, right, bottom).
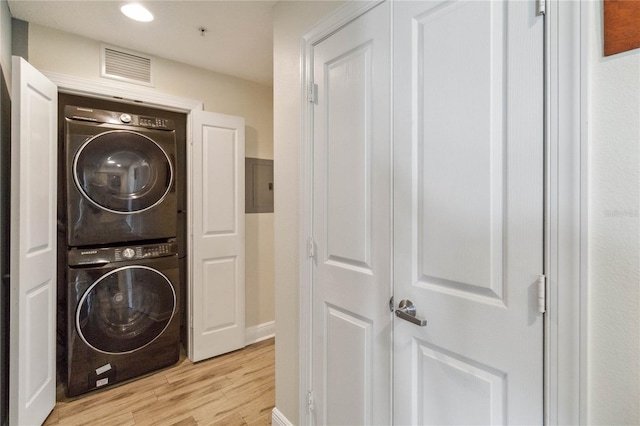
<box><xmin>537</xmin><ymin>274</ymin><xmax>547</xmax><ymax>314</ymax></box>
<box><xmin>308</xmin><ymin>83</ymin><xmax>318</xmax><ymax>104</ymax></box>
<box><xmin>537</xmin><ymin>0</ymin><xmax>546</xmax><ymax>16</ymax></box>
<box><xmin>307</xmin><ymin>237</ymin><xmax>315</xmax><ymax>259</ymax></box>
<box><xmin>308</xmin><ymin>390</ymin><xmax>314</xmax><ymax>414</ymax></box>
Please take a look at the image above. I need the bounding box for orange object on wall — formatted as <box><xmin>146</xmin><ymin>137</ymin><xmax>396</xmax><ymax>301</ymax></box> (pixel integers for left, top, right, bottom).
<box><xmin>604</xmin><ymin>0</ymin><xmax>640</xmax><ymax>56</ymax></box>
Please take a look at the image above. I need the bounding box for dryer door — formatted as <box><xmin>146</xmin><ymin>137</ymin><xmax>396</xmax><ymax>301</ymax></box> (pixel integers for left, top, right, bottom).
<box><xmin>76</xmin><ymin>265</ymin><xmax>176</xmax><ymax>354</ymax></box>
<box><xmin>73</xmin><ymin>130</ymin><xmax>173</xmax><ymax>213</ymax></box>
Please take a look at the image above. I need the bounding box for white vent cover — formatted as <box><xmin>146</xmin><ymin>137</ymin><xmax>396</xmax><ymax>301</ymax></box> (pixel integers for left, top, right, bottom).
<box><xmin>101</xmin><ymin>45</ymin><xmax>154</xmax><ymax>87</ymax></box>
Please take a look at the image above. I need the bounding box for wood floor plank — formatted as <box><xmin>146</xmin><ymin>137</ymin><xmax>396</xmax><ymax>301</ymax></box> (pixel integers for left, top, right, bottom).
<box><xmin>44</xmin><ymin>338</ymin><xmax>275</xmax><ymax>426</ymax></box>
<box><xmin>238</xmin><ymin>393</ymin><xmax>275</xmax><ymax>425</ymax></box>
<box><xmin>154</xmin><ymin>374</ymin><xmax>232</xmax><ymax>404</ymax></box>
<box><xmin>133</xmin><ymin>397</ymin><xmax>218</xmax><ymax>426</ymax></box>
<box><xmin>198</xmin><ymin>411</ymin><xmax>247</xmax><ymax>426</ymax></box>
<box><xmin>56</xmin><ymin>390</ymin><xmax>158</xmax><ymax>425</ymax></box>
<box><xmin>167</xmin><ymin>417</ymin><xmax>198</xmax><ymax>426</ymax></box>
<box><xmin>57</xmin><ymin>411</ymin><xmax>137</xmax><ymax>426</ymax></box>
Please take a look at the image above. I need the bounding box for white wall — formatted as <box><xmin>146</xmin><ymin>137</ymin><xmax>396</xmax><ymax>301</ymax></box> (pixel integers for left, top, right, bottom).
<box><xmin>27</xmin><ymin>23</ymin><xmax>275</xmax><ymax>330</ymax></box>
<box><xmin>587</xmin><ymin>2</ymin><xmax>640</xmax><ymax>424</ymax></box>
<box><xmin>246</xmin><ymin>212</ymin><xmax>275</xmax><ymax>328</ymax></box>
<box><xmin>272</xmin><ymin>1</ymin><xmax>344</xmax><ymax>423</ymax></box>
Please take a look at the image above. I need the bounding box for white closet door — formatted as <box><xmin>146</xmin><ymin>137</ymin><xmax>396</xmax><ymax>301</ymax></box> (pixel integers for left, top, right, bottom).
<box><xmin>190</xmin><ymin>110</ymin><xmax>245</xmax><ymax>362</ymax></box>
<box><xmin>9</xmin><ymin>55</ymin><xmax>57</xmax><ymax>426</ymax></box>
<box><xmin>310</xmin><ymin>2</ymin><xmax>392</xmax><ymax>424</ymax></box>
<box><xmin>393</xmin><ymin>1</ymin><xmax>545</xmax><ymax>424</ymax></box>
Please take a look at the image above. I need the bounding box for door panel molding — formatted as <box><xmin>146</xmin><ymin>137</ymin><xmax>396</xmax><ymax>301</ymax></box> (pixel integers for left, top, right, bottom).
<box><xmin>324</xmin><ymin>305</ymin><xmax>373</xmax><ymax>425</ymax></box>
<box><xmin>413</xmin><ymin>339</ymin><xmax>506</xmax><ymax>425</ymax></box>
<box><xmin>412</xmin><ymin>0</ymin><xmax>507</xmax><ymax>303</ymax></box>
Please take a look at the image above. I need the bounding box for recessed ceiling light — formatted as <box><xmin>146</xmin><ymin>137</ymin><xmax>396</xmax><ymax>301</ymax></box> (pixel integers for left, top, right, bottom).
<box><xmin>121</xmin><ymin>3</ymin><xmax>154</xmax><ymax>23</ymax></box>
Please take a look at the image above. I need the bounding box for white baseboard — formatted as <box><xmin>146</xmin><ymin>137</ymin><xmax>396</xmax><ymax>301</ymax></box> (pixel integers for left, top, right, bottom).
<box><xmin>245</xmin><ymin>320</ymin><xmax>275</xmax><ymax>345</ymax></box>
<box><xmin>271</xmin><ymin>407</ymin><xmax>294</xmax><ymax>426</ymax></box>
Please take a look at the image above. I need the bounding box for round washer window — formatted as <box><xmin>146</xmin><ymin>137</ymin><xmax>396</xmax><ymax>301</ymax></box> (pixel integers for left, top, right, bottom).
<box><xmin>76</xmin><ymin>265</ymin><xmax>176</xmax><ymax>354</ymax></box>
<box><xmin>73</xmin><ymin>130</ymin><xmax>173</xmax><ymax>213</ymax></box>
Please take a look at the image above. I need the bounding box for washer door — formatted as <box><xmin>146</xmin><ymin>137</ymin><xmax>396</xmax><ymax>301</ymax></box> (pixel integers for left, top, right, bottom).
<box><xmin>76</xmin><ymin>265</ymin><xmax>176</xmax><ymax>354</ymax></box>
<box><xmin>73</xmin><ymin>130</ymin><xmax>173</xmax><ymax>214</ymax></box>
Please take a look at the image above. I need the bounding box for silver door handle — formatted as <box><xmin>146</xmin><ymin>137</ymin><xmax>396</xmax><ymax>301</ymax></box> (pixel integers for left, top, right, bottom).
<box><xmin>395</xmin><ymin>299</ymin><xmax>427</xmax><ymax>326</ymax></box>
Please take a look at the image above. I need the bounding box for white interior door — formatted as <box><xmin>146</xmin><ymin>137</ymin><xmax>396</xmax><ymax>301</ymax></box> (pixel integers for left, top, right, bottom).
<box><xmin>393</xmin><ymin>1</ymin><xmax>544</xmax><ymax>424</ymax></box>
<box><xmin>190</xmin><ymin>110</ymin><xmax>245</xmax><ymax>362</ymax></box>
<box><xmin>9</xmin><ymin>55</ymin><xmax>57</xmax><ymax>425</ymax></box>
<box><xmin>310</xmin><ymin>2</ymin><xmax>392</xmax><ymax>424</ymax></box>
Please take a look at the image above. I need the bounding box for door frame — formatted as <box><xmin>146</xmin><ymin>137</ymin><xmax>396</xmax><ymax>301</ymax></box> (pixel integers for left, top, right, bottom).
<box><xmin>298</xmin><ymin>0</ymin><xmax>588</xmax><ymax>424</ymax></box>
<box><xmin>40</xmin><ymin>70</ymin><xmax>203</xmax><ymax>361</ymax></box>
<box><xmin>543</xmin><ymin>1</ymin><xmax>589</xmax><ymax>424</ymax></box>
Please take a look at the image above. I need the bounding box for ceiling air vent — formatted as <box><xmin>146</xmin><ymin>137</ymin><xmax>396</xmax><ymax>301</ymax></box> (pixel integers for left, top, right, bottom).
<box><xmin>101</xmin><ymin>45</ymin><xmax>154</xmax><ymax>87</ymax></box>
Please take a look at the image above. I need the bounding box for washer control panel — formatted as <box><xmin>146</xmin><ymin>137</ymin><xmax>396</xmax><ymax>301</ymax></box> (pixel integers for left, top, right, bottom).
<box><xmin>113</xmin><ymin>243</ymin><xmax>173</xmax><ymax>261</ymax></box>
<box><xmin>68</xmin><ymin>242</ymin><xmax>177</xmax><ymax>266</ymax></box>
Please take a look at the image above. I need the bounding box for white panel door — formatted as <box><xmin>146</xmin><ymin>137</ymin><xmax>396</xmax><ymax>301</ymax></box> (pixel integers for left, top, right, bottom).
<box><xmin>393</xmin><ymin>1</ymin><xmax>544</xmax><ymax>424</ymax></box>
<box><xmin>9</xmin><ymin>56</ymin><xmax>57</xmax><ymax>425</ymax></box>
<box><xmin>311</xmin><ymin>2</ymin><xmax>391</xmax><ymax>425</ymax></box>
<box><xmin>190</xmin><ymin>110</ymin><xmax>245</xmax><ymax>362</ymax></box>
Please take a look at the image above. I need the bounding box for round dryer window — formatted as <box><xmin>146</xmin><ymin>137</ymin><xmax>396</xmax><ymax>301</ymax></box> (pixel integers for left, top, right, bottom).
<box><xmin>73</xmin><ymin>130</ymin><xmax>173</xmax><ymax>213</ymax></box>
<box><xmin>76</xmin><ymin>266</ymin><xmax>176</xmax><ymax>354</ymax></box>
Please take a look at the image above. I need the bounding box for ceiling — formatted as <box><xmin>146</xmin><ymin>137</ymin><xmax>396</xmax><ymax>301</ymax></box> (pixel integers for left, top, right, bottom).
<box><xmin>7</xmin><ymin>0</ymin><xmax>276</xmax><ymax>86</ymax></box>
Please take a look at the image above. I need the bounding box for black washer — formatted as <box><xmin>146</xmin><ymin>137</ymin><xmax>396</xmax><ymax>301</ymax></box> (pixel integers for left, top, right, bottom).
<box><xmin>66</xmin><ymin>242</ymin><xmax>180</xmax><ymax>397</ymax></box>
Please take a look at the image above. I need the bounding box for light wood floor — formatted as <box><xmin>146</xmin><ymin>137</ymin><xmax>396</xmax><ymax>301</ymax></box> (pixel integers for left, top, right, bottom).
<box><xmin>44</xmin><ymin>338</ymin><xmax>275</xmax><ymax>426</ymax></box>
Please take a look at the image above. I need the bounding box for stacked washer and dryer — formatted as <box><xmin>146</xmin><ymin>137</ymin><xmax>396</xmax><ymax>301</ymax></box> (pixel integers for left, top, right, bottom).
<box><xmin>61</xmin><ymin>104</ymin><xmax>182</xmax><ymax>397</ymax></box>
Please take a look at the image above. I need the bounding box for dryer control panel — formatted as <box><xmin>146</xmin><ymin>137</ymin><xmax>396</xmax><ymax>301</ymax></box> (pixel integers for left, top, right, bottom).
<box><xmin>68</xmin><ymin>242</ymin><xmax>178</xmax><ymax>266</ymax></box>
<box><xmin>65</xmin><ymin>105</ymin><xmax>175</xmax><ymax>130</ymax></box>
